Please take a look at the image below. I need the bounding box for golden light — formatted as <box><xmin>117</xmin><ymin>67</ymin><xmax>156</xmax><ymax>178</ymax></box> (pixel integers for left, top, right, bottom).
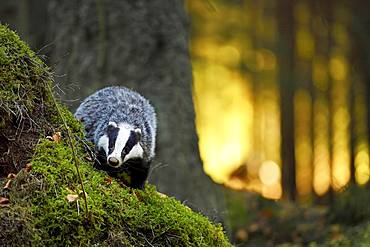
<box><xmin>329</xmin><ymin>56</ymin><xmax>348</xmax><ymax>81</ymax></box>
<box><xmin>186</xmin><ymin>0</ymin><xmax>370</xmax><ymax>201</ymax></box>
<box><xmin>355</xmin><ymin>149</ymin><xmax>370</xmax><ymax>185</ymax></box>
<box><xmin>193</xmin><ymin>65</ymin><xmax>253</xmax><ymax>184</ymax></box>
<box><xmin>313</xmin><ymin>98</ymin><xmax>331</xmax><ymax>196</ymax></box>
<box><xmin>332</xmin><ymin>108</ymin><xmax>351</xmax><ymax>190</ymax></box>
<box><xmin>313</xmin><ymin>146</ymin><xmax>331</xmax><ymax>196</ymax></box>
<box><xmin>188</xmin><ymin>0</ymin><xmax>282</xmax><ymax>199</ymax></box>
<box><xmin>216</xmin><ymin>45</ymin><xmax>241</xmax><ymax>66</ymax></box>
<box><xmin>262</xmin><ymin>183</ymin><xmax>282</xmax><ymax>200</ymax></box>
<box><xmin>328</xmin><ymin>3</ymin><xmax>352</xmax><ymax>192</ymax></box>
<box><xmin>294</xmin><ymin>90</ymin><xmax>313</xmax><ymax>198</ymax></box>
<box><xmin>259</xmin><ymin>161</ymin><xmax>282</xmax><ymax>200</ymax></box>
<box><xmin>353</xmin><ymin>78</ymin><xmax>370</xmax><ymax>186</ymax></box>
<box><xmin>259</xmin><ymin>161</ymin><xmax>281</xmax><ymax>186</ymax></box>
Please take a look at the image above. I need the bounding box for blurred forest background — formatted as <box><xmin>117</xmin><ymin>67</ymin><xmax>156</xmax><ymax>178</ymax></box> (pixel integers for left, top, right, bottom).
<box><xmin>1</xmin><ymin>0</ymin><xmax>370</xmax><ymax>245</ymax></box>
<box><xmin>188</xmin><ymin>0</ymin><xmax>370</xmax><ymax>203</ymax></box>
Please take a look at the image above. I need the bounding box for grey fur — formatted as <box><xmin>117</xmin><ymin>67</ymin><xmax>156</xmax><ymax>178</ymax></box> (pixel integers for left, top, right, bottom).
<box><xmin>75</xmin><ymin>86</ymin><xmax>156</xmax><ymax>162</ymax></box>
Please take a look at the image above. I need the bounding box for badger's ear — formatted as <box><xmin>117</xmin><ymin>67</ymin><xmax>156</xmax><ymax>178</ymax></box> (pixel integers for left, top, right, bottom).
<box><xmin>108</xmin><ymin>121</ymin><xmax>118</xmax><ymax>128</ymax></box>
<box><xmin>134</xmin><ymin>128</ymin><xmax>142</xmax><ymax>142</ymax></box>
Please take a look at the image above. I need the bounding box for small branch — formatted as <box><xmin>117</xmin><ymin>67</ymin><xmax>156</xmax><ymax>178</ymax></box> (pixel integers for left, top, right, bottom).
<box><xmin>45</xmin><ymin>82</ymin><xmax>89</xmax><ymax>219</ymax></box>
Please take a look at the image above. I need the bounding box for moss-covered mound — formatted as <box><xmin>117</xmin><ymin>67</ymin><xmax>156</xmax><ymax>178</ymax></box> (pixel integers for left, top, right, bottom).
<box><xmin>0</xmin><ymin>25</ymin><xmax>230</xmax><ymax>246</ymax></box>
<box><xmin>2</xmin><ymin>139</ymin><xmax>229</xmax><ymax>246</ymax></box>
<box><xmin>0</xmin><ymin>24</ymin><xmax>80</xmax><ymax>176</ymax></box>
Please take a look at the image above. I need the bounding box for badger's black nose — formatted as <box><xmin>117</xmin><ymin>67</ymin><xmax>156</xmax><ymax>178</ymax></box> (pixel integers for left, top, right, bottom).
<box><xmin>108</xmin><ymin>157</ymin><xmax>119</xmax><ymax>167</ymax></box>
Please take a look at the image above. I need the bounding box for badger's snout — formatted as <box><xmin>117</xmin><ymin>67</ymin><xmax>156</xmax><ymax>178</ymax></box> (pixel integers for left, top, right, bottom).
<box><xmin>108</xmin><ymin>157</ymin><xmax>120</xmax><ymax>167</ymax></box>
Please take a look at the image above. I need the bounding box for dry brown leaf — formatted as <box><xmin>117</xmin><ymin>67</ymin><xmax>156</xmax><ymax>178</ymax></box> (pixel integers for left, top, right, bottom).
<box><xmin>7</xmin><ymin>173</ymin><xmax>16</xmax><ymax>179</ymax></box>
<box><xmin>66</xmin><ymin>194</ymin><xmax>79</xmax><ymax>203</ymax></box>
<box><xmin>0</xmin><ymin>197</ymin><xmax>10</xmax><ymax>205</ymax></box>
<box><xmin>52</xmin><ymin>132</ymin><xmax>62</xmax><ymax>143</ymax></box>
<box><xmin>104</xmin><ymin>177</ymin><xmax>113</xmax><ymax>185</ymax></box>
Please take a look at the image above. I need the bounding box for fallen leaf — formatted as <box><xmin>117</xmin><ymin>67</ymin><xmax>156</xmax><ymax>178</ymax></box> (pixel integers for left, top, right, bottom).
<box><xmin>66</xmin><ymin>194</ymin><xmax>79</xmax><ymax>203</ymax></box>
<box><xmin>52</xmin><ymin>132</ymin><xmax>62</xmax><ymax>143</ymax></box>
<box><xmin>85</xmin><ymin>156</ymin><xmax>93</xmax><ymax>162</ymax></box>
<box><xmin>104</xmin><ymin>177</ymin><xmax>112</xmax><ymax>185</ymax></box>
<box><xmin>46</xmin><ymin>136</ymin><xmax>53</xmax><ymax>141</ymax></box>
<box><xmin>7</xmin><ymin>173</ymin><xmax>16</xmax><ymax>179</ymax></box>
<box><xmin>25</xmin><ymin>163</ymin><xmax>32</xmax><ymax>172</ymax></box>
<box><xmin>0</xmin><ymin>197</ymin><xmax>10</xmax><ymax>205</ymax></box>
<box><xmin>3</xmin><ymin>179</ymin><xmax>12</xmax><ymax>190</ymax></box>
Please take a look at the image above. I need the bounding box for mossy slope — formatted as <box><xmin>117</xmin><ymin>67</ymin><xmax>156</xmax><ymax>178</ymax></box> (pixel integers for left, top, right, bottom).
<box><xmin>3</xmin><ymin>139</ymin><xmax>229</xmax><ymax>246</ymax></box>
<box><xmin>0</xmin><ymin>23</ymin><xmax>81</xmax><ymax>176</ymax></box>
<box><xmin>0</xmin><ymin>25</ymin><xmax>230</xmax><ymax>246</ymax></box>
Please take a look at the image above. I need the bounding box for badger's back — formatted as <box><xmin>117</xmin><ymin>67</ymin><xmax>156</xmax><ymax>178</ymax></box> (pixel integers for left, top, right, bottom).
<box><xmin>75</xmin><ymin>86</ymin><xmax>156</xmax><ymax>160</ymax></box>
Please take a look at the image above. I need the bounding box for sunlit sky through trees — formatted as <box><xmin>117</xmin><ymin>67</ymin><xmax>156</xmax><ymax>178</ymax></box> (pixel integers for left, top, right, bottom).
<box><xmin>186</xmin><ymin>0</ymin><xmax>369</xmax><ymax>201</ymax></box>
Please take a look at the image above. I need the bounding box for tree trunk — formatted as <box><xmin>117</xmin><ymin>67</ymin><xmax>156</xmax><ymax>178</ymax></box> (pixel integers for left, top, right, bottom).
<box><xmin>277</xmin><ymin>0</ymin><xmax>297</xmax><ymax>201</ymax></box>
<box><xmin>47</xmin><ymin>0</ymin><xmax>225</xmax><ymax>219</ymax></box>
<box><xmin>350</xmin><ymin>1</ymin><xmax>370</xmax><ymax>165</ymax></box>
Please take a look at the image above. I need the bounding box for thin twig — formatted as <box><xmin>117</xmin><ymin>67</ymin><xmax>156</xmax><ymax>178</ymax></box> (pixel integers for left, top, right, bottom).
<box><xmin>45</xmin><ymin>82</ymin><xmax>89</xmax><ymax>219</ymax></box>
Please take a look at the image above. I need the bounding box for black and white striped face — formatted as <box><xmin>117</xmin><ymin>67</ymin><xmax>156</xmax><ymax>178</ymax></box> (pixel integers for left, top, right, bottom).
<box><xmin>98</xmin><ymin>122</ymin><xmax>143</xmax><ymax>168</ymax></box>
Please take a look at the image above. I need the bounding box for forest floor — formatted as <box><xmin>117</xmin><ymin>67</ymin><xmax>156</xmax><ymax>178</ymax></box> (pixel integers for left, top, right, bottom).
<box><xmin>227</xmin><ymin>184</ymin><xmax>370</xmax><ymax>246</ymax></box>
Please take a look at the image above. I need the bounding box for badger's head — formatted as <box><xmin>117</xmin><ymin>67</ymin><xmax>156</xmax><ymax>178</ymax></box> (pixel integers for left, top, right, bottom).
<box><xmin>97</xmin><ymin>121</ymin><xmax>143</xmax><ymax>168</ymax></box>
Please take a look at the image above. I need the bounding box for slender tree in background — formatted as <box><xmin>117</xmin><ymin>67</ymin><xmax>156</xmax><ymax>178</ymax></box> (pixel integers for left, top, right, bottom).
<box><xmin>277</xmin><ymin>0</ymin><xmax>297</xmax><ymax>201</ymax></box>
<box><xmin>350</xmin><ymin>1</ymin><xmax>370</xmax><ymax>157</ymax></box>
<box><xmin>47</xmin><ymin>0</ymin><xmax>225</xmax><ymax>219</ymax></box>
<box><xmin>0</xmin><ymin>0</ymin><xmax>47</xmax><ymax>50</ymax></box>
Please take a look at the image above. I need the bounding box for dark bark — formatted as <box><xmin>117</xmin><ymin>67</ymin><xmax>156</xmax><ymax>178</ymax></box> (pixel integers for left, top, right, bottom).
<box><xmin>47</xmin><ymin>0</ymin><xmax>225</xmax><ymax>219</ymax></box>
<box><xmin>350</xmin><ymin>1</ymin><xmax>370</xmax><ymax>164</ymax></box>
<box><xmin>277</xmin><ymin>0</ymin><xmax>296</xmax><ymax>201</ymax></box>
<box><xmin>349</xmin><ymin>70</ymin><xmax>356</xmax><ymax>184</ymax></box>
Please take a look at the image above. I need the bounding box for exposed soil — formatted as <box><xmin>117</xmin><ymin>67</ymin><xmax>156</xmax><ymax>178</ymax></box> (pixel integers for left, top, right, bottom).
<box><xmin>0</xmin><ymin>103</ymin><xmax>54</xmax><ymax>177</ymax></box>
<box><xmin>0</xmin><ymin>128</ymin><xmax>39</xmax><ymax>176</ymax></box>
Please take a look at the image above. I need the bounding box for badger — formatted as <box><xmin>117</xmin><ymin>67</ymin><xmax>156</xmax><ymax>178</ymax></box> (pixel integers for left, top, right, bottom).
<box><xmin>75</xmin><ymin>86</ymin><xmax>156</xmax><ymax>189</ymax></box>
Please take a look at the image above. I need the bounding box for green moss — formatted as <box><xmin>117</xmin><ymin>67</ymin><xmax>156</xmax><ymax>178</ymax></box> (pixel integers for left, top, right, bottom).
<box><xmin>0</xmin><ymin>24</ymin><xmax>82</xmax><ymax>175</ymax></box>
<box><xmin>0</xmin><ymin>24</ymin><xmax>47</xmax><ymax>107</ymax></box>
<box><xmin>4</xmin><ymin>138</ymin><xmax>230</xmax><ymax>246</ymax></box>
<box><xmin>0</xmin><ymin>24</ymin><xmax>71</xmax><ymax>131</ymax></box>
